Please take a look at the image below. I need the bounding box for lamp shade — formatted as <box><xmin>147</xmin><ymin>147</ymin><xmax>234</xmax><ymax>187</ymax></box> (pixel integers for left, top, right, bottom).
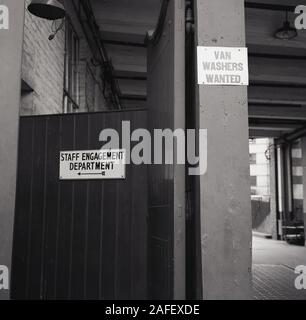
<box><xmin>28</xmin><ymin>0</ymin><xmax>66</xmax><ymax>20</ymax></box>
<box><xmin>274</xmin><ymin>21</ymin><xmax>298</xmax><ymax>40</ymax></box>
<box><xmin>274</xmin><ymin>11</ymin><xmax>298</xmax><ymax>41</ymax></box>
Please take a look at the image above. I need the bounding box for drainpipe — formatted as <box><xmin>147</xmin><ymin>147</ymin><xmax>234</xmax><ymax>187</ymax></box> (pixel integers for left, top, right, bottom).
<box><xmin>284</xmin><ymin>143</ymin><xmax>294</xmax><ymax>222</ymax></box>
<box><xmin>276</xmin><ymin>145</ymin><xmax>286</xmax><ymax>239</ymax></box>
<box><xmin>185</xmin><ymin>0</ymin><xmax>203</xmax><ymax>300</ymax></box>
<box><xmin>73</xmin><ymin>0</ymin><xmax>122</xmax><ymax>109</ymax></box>
<box><xmin>276</xmin><ymin>141</ymin><xmax>294</xmax><ymax>240</ymax></box>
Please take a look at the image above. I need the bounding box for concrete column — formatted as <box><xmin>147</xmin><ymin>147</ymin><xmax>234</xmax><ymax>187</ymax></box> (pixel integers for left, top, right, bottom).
<box><xmin>284</xmin><ymin>144</ymin><xmax>293</xmax><ymax>221</ymax></box>
<box><xmin>0</xmin><ymin>0</ymin><xmax>25</xmax><ymax>300</ymax></box>
<box><xmin>269</xmin><ymin>140</ymin><xmax>278</xmax><ymax>240</ymax></box>
<box><xmin>301</xmin><ymin>138</ymin><xmax>306</xmax><ymax>246</ymax></box>
<box><xmin>195</xmin><ymin>0</ymin><xmax>252</xmax><ymax>299</ymax></box>
<box><xmin>276</xmin><ymin>145</ymin><xmax>285</xmax><ymax>238</ymax></box>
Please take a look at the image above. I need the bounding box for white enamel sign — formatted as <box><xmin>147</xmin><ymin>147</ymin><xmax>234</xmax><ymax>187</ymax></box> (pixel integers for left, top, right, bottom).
<box><xmin>197</xmin><ymin>46</ymin><xmax>249</xmax><ymax>86</ymax></box>
<box><xmin>60</xmin><ymin>149</ymin><xmax>126</xmax><ymax>180</ymax></box>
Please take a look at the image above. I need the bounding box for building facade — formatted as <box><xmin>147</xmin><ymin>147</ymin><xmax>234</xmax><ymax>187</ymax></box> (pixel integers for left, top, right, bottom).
<box><xmin>250</xmin><ymin>138</ymin><xmax>305</xmax><ymax>241</ymax></box>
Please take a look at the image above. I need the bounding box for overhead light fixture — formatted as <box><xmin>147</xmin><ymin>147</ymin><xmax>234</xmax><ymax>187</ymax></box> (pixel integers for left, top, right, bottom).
<box><xmin>28</xmin><ymin>0</ymin><xmax>66</xmax><ymax>21</ymax></box>
<box><xmin>274</xmin><ymin>11</ymin><xmax>298</xmax><ymax>40</ymax></box>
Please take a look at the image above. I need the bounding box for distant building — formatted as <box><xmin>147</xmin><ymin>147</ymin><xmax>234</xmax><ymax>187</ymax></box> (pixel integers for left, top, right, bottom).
<box><xmin>250</xmin><ymin>138</ymin><xmax>304</xmax><ymax>239</ymax></box>
<box><xmin>249</xmin><ymin>138</ymin><xmax>271</xmax><ymax>197</ymax></box>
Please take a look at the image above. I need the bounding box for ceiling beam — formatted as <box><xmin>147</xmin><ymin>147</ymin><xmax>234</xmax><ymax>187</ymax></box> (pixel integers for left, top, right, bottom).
<box><xmin>245</xmin><ymin>2</ymin><xmax>297</xmax><ymax>12</ymax></box>
<box><xmin>121</xmin><ymin>100</ymin><xmax>147</xmax><ymax>109</ymax></box>
<box><xmin>249</xmin><ymin>123</ymin><xmax>301</xmax><ymax>131</ymax></box>
<box><xmin>249</xmin><ymin>129</ymin><xmax>283</xmax><ymax>138</ymax></box>
<box><xmin>249</xmin><ymin>56</ymin><xmax>306</xmax><ymax>86</ymax></box>
<box><xmin>120</xmin><ymin>94</ymin><xmax>147</xmax><ymax>101</ymax></box>
<box><xmin>105</xmin><ymin>44</ymin><xmax>147</xmax><ymax>75</ymax></box>
<box><xmin>249</xmin><ymin>105</ymin><xmax>306</xmax><ymax>121</ymax></box>
<box><xmin>249</xmin><ymin>53</ymin><xmax>306</xmax><ymax>61</ymax></box>
<box><xmin>103</xmin><ymin>39</ymin><xmax>146</xmax><ymax>48</ymax></box>
<box><xmin>248</xmin><ymin>85</ymin><xmax>306</xmax><ymax>106</ymax></box>
<box><xmin>118</xmin><ymin>79</ymin><xmax>147</xmax><ymax>96</ymax></box>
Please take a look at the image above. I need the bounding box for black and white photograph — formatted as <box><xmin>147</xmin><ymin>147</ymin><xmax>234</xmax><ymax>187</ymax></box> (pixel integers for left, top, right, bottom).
<box><xmin>0</xmin><ymin>0</ymin><xmax>306</xmax><ymax>306</ymax></box>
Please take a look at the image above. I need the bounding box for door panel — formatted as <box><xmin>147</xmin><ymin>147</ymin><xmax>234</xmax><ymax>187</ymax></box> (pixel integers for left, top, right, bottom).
<box><xmin>12</xmin><ymin>110</ymin><xmax>148</xmax><ymax>300</ymax></box>
<box><xmin>147</xmin><ymin>0</ymin><xmax>185</xmax><ymax>300</ymax></box>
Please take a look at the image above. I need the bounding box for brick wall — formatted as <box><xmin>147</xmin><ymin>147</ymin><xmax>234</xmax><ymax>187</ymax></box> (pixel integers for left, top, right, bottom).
<box><xmin>21</xmin><ymin>0</ymin><xmax>65</xmax><ymax>115</ymax></box>
<box><xmin>21</xmin><ymin>0</ymin><xmax>107</xmax><ymax>115</ymax></box>
<box><xmin>78</xmin><ymin>38</ymin><xmax>107</xmax><ymax>112</ymax></box>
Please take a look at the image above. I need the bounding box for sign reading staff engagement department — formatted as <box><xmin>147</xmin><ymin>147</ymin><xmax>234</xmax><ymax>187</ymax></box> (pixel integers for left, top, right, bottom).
<box><xmin>197</xmin><ymin>46</ymin><xmax>249</xmax><ymax>86</ymax></box>
<box><xmin>60</xmin><ymin>149</ymin><xmax>126</xmax><ymax>180</ymax></box>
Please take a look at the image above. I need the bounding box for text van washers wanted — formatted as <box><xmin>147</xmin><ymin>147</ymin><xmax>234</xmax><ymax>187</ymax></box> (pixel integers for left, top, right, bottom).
<box><xmin>197</xmin><ymin>46</ymin><xmax>249</xmax><ymax>86</ymax></box>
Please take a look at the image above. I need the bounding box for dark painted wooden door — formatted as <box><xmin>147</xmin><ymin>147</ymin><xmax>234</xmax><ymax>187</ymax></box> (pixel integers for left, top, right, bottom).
<box><xmin>12</xmin><ymin>110</ymin><xmax>148</xmax><ymax>300</ymax></box>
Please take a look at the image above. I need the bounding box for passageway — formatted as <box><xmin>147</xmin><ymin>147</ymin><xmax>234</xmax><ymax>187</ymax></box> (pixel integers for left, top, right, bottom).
<box><xmin>253</xmin><ymin>235</ymin><xmax>306</xmax><ymax>300</ymax></box>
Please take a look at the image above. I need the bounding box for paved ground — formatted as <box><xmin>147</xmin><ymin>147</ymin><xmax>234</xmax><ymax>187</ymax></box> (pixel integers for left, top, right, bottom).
<box><xmin>252</xmin><ymin>236</ymin><xmax>306</xmax><ymax>300</ymax></box>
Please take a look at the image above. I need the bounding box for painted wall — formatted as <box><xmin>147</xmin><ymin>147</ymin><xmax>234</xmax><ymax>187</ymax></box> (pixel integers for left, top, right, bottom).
<box><xmin>0</xmin><ymin>0</ymin><xmax>25</xmax><ymax>300</ymax></box>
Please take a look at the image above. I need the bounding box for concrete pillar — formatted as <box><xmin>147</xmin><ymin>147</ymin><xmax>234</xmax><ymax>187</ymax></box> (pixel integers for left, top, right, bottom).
<box><xmin>276</xmin><ymin>145</ymin><xmax>285</xmax><ymax>239</ymax></box>
<box><xmin>284</xmin><ymin>144</ymin><xmax>293</xmax><ymax>221</ymax></box>
<box><xmin>269</xmin><ymin>141</ymin><xmax>278</xmax><ymax>240</ymax></box>
<box><xmin>0</xmin><ymin>0</ymin><xmax>25</xmax><ymax>300</ymax></box>
<box><xmin>195</xmin><ymin>0</ymin><xmax>252</xmax><ymax>299</ymax></box>
<box><xmin>301</xmin><ymin>138</ymin><xmax>306</xmax><ymax>246</ymax></box>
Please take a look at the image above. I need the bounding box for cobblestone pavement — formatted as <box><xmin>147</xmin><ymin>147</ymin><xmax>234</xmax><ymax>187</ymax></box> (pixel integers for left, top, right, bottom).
<box><xmin>253</xmin><ymin>264</ymin><xmax>306</xmax><ymax>300</ymax></box>
<box><xmin>252</xmin><ymin>237</ymin><xmax>306</xmax><ymax>300</ymax></box>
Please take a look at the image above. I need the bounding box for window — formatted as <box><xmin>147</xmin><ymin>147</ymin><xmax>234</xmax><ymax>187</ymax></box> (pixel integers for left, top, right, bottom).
<box><xmin>63</xmin><ymin>19</ymin><xmax>80</xmax><ymax>113</ymax></box>
<box><xmin>250</xmin><ymin>153</ymin><xmax>256</xmax><ymax>165</ymax></box>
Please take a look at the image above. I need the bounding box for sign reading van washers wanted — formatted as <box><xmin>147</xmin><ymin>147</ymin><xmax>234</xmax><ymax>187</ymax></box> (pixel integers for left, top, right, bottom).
<box><xmin>60</xmin><ymin>149</ymin><xmax>126</xmax><ymax>180</ymax></box>
<box><xmin>197</xmin><ymin>46</ymin><xmax>249</xmax><ymax>86</ymax></box>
